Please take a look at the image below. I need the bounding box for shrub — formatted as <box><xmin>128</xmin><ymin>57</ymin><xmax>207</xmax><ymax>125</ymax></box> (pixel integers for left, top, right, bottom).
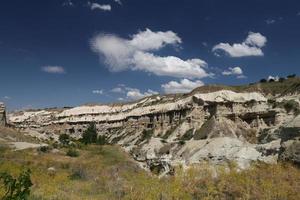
<box><xmin>287</xmin><ymin>74</ymin><xmax>296</xmax><ymax>79</ymax></box>
<box><xmin>194</xmin><ymin>119</ymin><xmax>213</xmax><ymax>140</ymax></box>
<box><xmin>96</xmin><ymin>135</ymin><xmax>107</xmax><ymax>145</ymax></box>
<box><xmin>180</xmin><ymin>128</ymin><xmax>194</xmax><ymax>140</ymax></box>
<box><xmin>59</xmin><ymin>134</ymin><xmax>70</xmax><ymax>146</ymax></box>
<box><xmin>37</xmin><ymin>145</ymin><xmax>50</xmax><ymax>153</ymax></box>
<box><xmin>0</xmin><ymin>169</ymin><xmax>33</xmax><ymax>200</ymax></box>
<box><xmin>66</xmin><ymin>148</ymin><xmax>79</xmax><ymax>157</ymax></box>
<box><xmin>136</xmin><ymin>129</ymin><xmax>154</xmax><ymax>144</ymax></box>
<box><xmin>69</xmin><ymin>166</ymin><xmax>87</xmax><ymax>180</ymax></box>
<box><xmin>260</xmin><ymin>78</ymin><xmax>267</xmax><ymax>83</ymax></box>
<box><xmin>283</xmin><ymin>100</ymin><xmax>300</xmax><ymax>114</ymax></box>
<box><xmin>161</xmin><ymin>126</ymin><xmax>177</xmax><ymax>139</ymax></box>
<box><xmin>81</xmin><ymin>123</ymin><xmax>98</xmax><ymax>144</ymax></box>
<box><xmin>178</xmin><ymin>140</ymin><xmax>185</xmax><ymax>145</ymax></box>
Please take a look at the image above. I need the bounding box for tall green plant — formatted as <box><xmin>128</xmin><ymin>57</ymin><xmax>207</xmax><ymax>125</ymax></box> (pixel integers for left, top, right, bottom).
<box><xmin>0</xmin><ymin>169</ymin><xmax>33</xmax><ymax>200</ymax></box>
<box><xmin>81</xmin><ymin>123</ymin><xmax>98</xmax><ymax>144</ymax></box>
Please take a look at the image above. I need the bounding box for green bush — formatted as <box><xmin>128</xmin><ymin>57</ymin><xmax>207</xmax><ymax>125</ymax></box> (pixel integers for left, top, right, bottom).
<box><xmin>37</xmin><ymin>145</ymin><xmax>50</xmax><ymax>153</ymax></box>
<box><xmin>81</xmin><ymin>123</ymin><xmax>98</xmax><ymax>144</ymax></box>
<box><xmin>194</xmin><ymin>120</ymin><xmax>212</xmax><ymax>140</ymax></box>
<box><xmin>283</xmin><ymin>100</ymin><xmax>300</xmax><ymax>114</ymax></box>
<box><xmin>69</xmin><ymin>167</ymin><xmax>87</xmax><ymax>180</ymax></box>
<box><xmin>59</xmin><ymin>134</ymin><xmax>70</xmax><ymax>146</ymax></box>
<box><xmin>136</xmin><ymin>129</ymin><xmax>154</xmax><ymax>144</ymax></box>
<box><xmin>66</xmin><ymin>148</ymin><xmax>79</xmax><ymax>157</ymax></box>
<box><xmin>178</xmin><ymin>140</ymin><xmax>186</xmax><ymax>145</ymax></box>
<box><xmin>161</xmin><ymin>126</ymin><xmax>177</xmax><ymax>139</ymax></box>
<box><xmin>0</xmin><ymin>169</ymin><xmax>33</xmax><ymax>200</ymax></box>
<box><xmin>180</xmin><ymin>128</ymin><xmax>194</xmax><ymax>140</ymax></box>
<box><xmin>96</xmin><ymin>135</ymin><xmax>107</xmax><ymax>145</ymax></box>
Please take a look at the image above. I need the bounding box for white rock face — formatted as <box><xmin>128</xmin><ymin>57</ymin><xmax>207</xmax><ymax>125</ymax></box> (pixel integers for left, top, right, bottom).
<box><xmin>0</xmin><ymin>102</ymin><xmax>6</xmax><ymax>126</ymax></box>
<box><xmin>9</xmin><ymin>142</ymin><xmax>47</xmax><ymax>151</ymax></box>
<box><xmin>194</xmin><ymin>90</ymin><xmax>267</xmax><ymax>103</ymax></box>
<box><xmin>7</xmin><ymin>90</ymin><xmax>298</xmax><ymax>174</ymax></box>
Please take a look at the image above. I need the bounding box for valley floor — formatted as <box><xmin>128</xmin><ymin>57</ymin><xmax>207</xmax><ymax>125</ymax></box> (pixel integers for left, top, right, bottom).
<box><xmin>1</xmin><ymin>142</ymin><xmax>300</xmax><ymax>200</ymax></box>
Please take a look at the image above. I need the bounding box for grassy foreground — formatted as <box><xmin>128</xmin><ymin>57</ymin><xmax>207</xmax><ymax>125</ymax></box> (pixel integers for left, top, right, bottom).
<box><xmin>0</xmin><ymin>144</ymin><xmax>300</xmax><ymax>200</ymax></box>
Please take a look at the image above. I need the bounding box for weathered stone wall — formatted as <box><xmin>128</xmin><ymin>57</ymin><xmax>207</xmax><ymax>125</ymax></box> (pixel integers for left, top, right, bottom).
<box><xmin>0</xmin><ymin>103</ymin><xmax>6</xmax><ymax>126</ymax></box>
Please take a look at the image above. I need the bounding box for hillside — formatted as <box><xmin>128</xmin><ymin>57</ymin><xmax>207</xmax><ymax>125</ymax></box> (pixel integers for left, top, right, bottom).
<box><xmin>5</xmin><ymin>77</ymin><xmax>300</xmax><ymax>174</ymax></box>
<box><xmin>1</xmin><ymin>78</ymin><xmax>300</xmax><ymax>199</ymax></box>
<box><xmin>191</xmin><ymin>77</ymin><xmax>300</xmax><ymax>96</ymax></box>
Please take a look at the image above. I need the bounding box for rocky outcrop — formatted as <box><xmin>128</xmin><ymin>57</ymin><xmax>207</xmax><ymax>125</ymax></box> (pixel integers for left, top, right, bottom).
<box><xmin>279</xmin><ymin>115</ymin><xmax>300</xmax><ymax>165</ymax></box>
<box><xmin>0</xmin><ymin>102</ymin><xmax>6</xmax><ymax>126</ymax></box>
<box><xmin>7</xmin><ymin>90</ymin><xmax>300</xmax><ymax>173</ymax></box>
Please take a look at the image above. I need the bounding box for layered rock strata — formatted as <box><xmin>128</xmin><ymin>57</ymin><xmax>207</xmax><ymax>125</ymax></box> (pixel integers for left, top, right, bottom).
<box><xmin>8</xmin><ymin>90</ymin><xmax>300</xmax><ymax>173</ymax></box>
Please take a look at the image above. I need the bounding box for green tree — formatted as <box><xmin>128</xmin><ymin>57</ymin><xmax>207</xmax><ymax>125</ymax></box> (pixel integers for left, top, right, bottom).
<box><xmin>59</xmin><ymin>134</ymin><xmax>70</xmax><ymax>146</ymax></box>
<box><xmin>81</xmin><ymin>123</ymin><xmax>98</xmax><ymax>144</ymax></box>
<box><xmin>96</xmin><ymin>135</ymin><xmax>107</xmax><ymax>145</ymax></box>
<box><xmin>0</xmin><ymin>169</ymin><xmax>33</xmax><ymax>200</ymax></box>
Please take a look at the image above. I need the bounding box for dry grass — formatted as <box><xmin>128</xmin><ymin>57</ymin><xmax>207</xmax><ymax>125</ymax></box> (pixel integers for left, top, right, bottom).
<box><xmin>0</xmin><ymin>144</ymin><xmax>300</xmax><ymax>200</ymax></box>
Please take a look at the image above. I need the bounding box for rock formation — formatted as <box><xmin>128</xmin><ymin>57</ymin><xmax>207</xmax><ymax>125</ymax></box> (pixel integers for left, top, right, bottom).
<box><xmin>0</xmin><ymin>102</ymin><xmax>6</xmax><ymax>126</ymax></box>
<box><xmin>7</xmin><ymin>86</ymin><xmax>300</xmax><ymax>174</ymax></box>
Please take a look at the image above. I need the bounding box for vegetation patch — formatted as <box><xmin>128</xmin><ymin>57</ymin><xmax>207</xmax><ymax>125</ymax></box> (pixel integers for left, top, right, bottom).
<box><xmin>180</xmin><ymin>128</ymin><xmax>194</xmax><ymax>141</ymax></box>
<box><xmin>273</xmin><ymin>99</ymin><xmax>300</xmax><ymax>115</ymax></box>
<box><xmin>161</xmin><ymin>126</ymin><xmax>177</xmax><ymax>139</ymax></box>
<box><xmin>1</xmin><ymin>144</ymin><xmax>300</xmax><ymax>199</ymax></box>
<box><xmin>66</xmin><ymin>148</ymin><xmax>79</xmax><ymax>157</ymax></box>
<box><xmin>136</xmin><ymin>129</ymin><xmax>154</xmax><ymax>144</ymax></box>
<box><xmin>194</xmin><ymin>119</ymin><xmax>214</xmax><ymax>140</ymax></box>
<box><xmin>0</xmin><ymin>169</ymin><xmax>32</xmax><ymax>200</ymax></box>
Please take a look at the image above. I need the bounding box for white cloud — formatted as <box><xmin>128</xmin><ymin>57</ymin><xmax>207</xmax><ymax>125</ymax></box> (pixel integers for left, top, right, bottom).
<box><xmin>265</xmin><ymin>19</ymin><xmax>276</xmax><ymax>24</ymax></box>
<box><xmin>126</xmin><ymin>88</ymin><xmax>158</xmax><ymax>100</ymax></box>
<box><xmin>91</xmin><ymin>28</ymin><xmax>209</xmax><ymax>79</ymax></box>
<box><xmin>41</xmin><ymin>66</ymin><xmax>65</xmax><ymax>74</ymax></box>
<box><xmin>162</xmin><ymin>79</ymin><xmax>204</xmax><ymax>94</ymax></box>
<box><xmin>222</xmin><ymin>67</ymin><xmax>243</xmax><ymax>75</ymax></box>
<box><xmin>111</xmin><ymin>87</ymin><xmax>124</xmax><ymax>93</ymax></box>
<box><xmin>3</xmin><ymin>96</ymin><xmax>11</xmax><ymax>100</ymax></box>
<box><xmin>133</xmin><ymin>52</ymin><xmax>208</xmax><ymax>79</ymax></box>
<box><xmin>92</xmin><ymin>90</ymin><xmax>104</xmax><ymax>94</ymax></box>
<box><xmin>222</xmin><ymin>67</ymin><xmax>246</xmax><ymax>79</ymax></box>
<box><xmin>237</xmin><ymin>75</ymin><xmax>247</xmax><ymax>79</ymax></box>
<box><xmin>90</xmin><ymin>3</ymin><xmax>111</xmax><ymax>11</ymax></box>
<box><xmin>212</xmin><ymin>32</ymin><xmax>267</xmax><ymax>57</ymax></box>
<box><xmin>114</xmin><ymin>0</ymin><xmax>122</xmax><ymax>5</ymax></box>
<box><xmin>62</xmin><ymin>0</ymin><xmax>74</xmax><ymax>7</ymax></box>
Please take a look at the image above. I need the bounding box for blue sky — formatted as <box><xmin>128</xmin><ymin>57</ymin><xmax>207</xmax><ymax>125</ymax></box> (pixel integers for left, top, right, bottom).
<box><xmin>1</xmin><ymin>0</ymin><xmax>300</xmax><ymax>111</ymax></box>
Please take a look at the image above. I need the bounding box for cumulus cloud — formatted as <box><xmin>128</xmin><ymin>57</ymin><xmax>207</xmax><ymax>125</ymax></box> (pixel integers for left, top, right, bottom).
<box><xmin>222</xmin><ymin>67</ymin><xmax>243</xmax><ymax>75</ymax></box>
<box><xmin>89</xmin><ymin>3</ymin><xmax>111</xmax><ymax>11</ymax></box>
<box><xmin>2</xmin><ymin>96</ymin><xmax>11</xmax><ymax>100</ymax></box>
<box><xmin>91</xmin><ymin>28</ymin><xmax>209</xmax><ymax>79</ymax></box>
<box><xmin>114</xmin><ymin>0</ymin><xmax>122</xmax><ymax>5</ymax></box>
<box><xmin>92</xmin><ymin>90</ymin><xmax>104</xmax><ymax>94</ymax></box>
<box><xmin>126</xmin><ymin>88</ymin><xmax>158</xmax><ymax>100</ymax></box>
<box><xmin>110</xmin><ymin>84</ymin><xmax>158</xmax><ymax>100</ymax></box>
<box><xmin>222</xmin><ymin>67</ymin><xmax>246</xmax><ymax>79</ymax></box>
<box><xmin>111</xmin><ymin>87</ymin><xmax>124</xmax><ymax>93</ymax></box>
<box><xmin>265</xmin><ymin>19</ymin><xmax>276</xmax><ymax>24</ymax></box>
<box><xmin>162</xmin><ymin>79</ymin><xmax>204</xmax><ymax>94</ymax></box>
<box><xmin>62</xmin><ymin>0</ymin><xmax>74</xmax><ymax>7</ymax></box>
<box><xmin>212</xmin><ymin>32</ymin><xmax>267</xmax><ymax>57</ymax></box>
<box><xmin>41</xmin><ymin>66</ymin><xmax>65</xmax><ymax>74</ymax></box>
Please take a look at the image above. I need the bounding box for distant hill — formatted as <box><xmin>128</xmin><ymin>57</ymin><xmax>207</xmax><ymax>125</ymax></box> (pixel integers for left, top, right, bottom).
<box><xmin>191</xmin><ymin>77</ymin><xmax>300</xmax><ymax>96</ymax></box>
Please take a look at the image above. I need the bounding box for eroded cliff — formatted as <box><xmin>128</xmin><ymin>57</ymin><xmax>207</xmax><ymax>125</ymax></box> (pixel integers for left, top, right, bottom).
<box><xmin>7</xmin><ymin>81</ymin><xmax>300</xmax><ymax>174</ymax></box>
